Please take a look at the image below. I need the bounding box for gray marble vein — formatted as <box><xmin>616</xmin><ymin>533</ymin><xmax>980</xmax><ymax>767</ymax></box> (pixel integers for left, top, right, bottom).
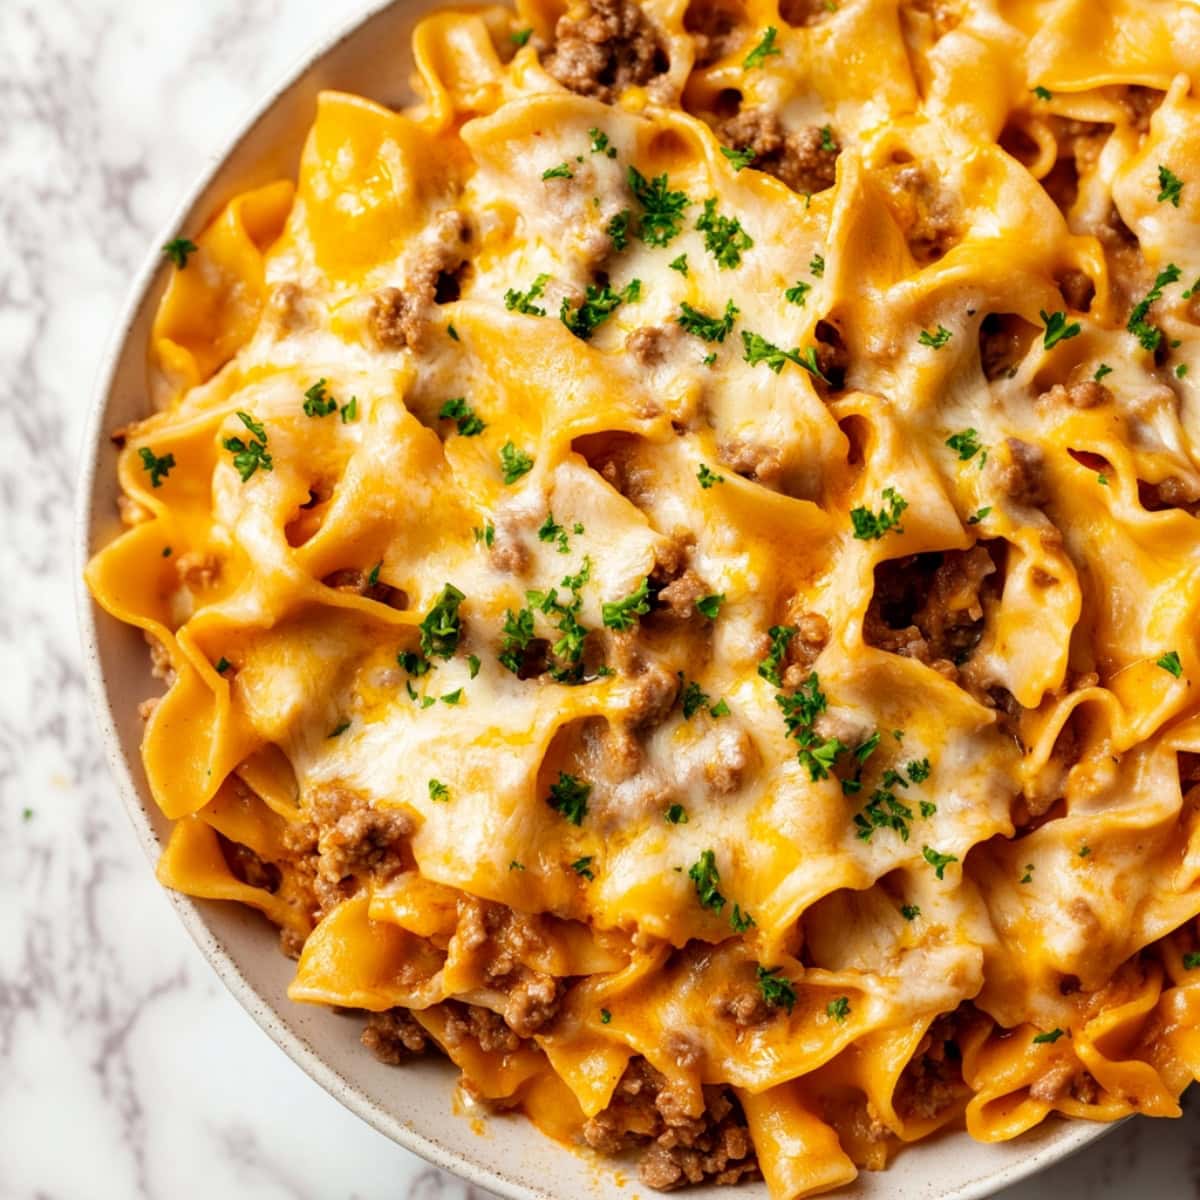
<box><xmin>1</xmin><ymin>0</ymin><xmax>1199</xmax><ymax>1196</ymax></box>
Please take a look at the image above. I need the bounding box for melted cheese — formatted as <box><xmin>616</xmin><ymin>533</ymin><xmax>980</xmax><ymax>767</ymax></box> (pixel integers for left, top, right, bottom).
<box><xmin>87</xmin><ymin>1</ymin><xmax>1200</xmax><ymax>1195</ymax></box>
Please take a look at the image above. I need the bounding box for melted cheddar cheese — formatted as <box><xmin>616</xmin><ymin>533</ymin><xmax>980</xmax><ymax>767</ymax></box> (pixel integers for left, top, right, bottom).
<box><xmin>88</xmin><ymin>0</ymin><xmax>1200</xmax><ymax>1195</ymax></box>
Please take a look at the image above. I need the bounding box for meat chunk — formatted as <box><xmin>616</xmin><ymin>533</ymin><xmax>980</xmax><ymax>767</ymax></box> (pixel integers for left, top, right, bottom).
<box><xmin>715</xmin><ymin>986</ymin><xmax>772</xmax><ymax>1026</ymax></box>
<box><xmin>174</xmin><ymin>551</ymin><xmax>221</xmax><ymax>590</ymax></box>
<box><xmin>718</xmin><ymin>108</ymin><xmax>840</xmax><ymax>195</ymax></box>
<box><xmin>443</xmin><ymin>1003</ymin><xmax>525</xmax><ymax>1054</ymax></box>
<box><xmin>361</xmin><ymin>1008</ymin><xmax>428</xmax><ymax>1064</ymax></box>
<box><xmin>582</xmin><ymin>1058</ymin><xmax>760</xmax><ymax>1190</ymax></box>
<box><xmin>656</xmin><ymin>569</ymin><xmax>708</xmax><ymax>620</ymax></box>
<box><xmin>879</xmin><ymin>162</ymin><xmax>958</xmax><ymax>263</ymax></box>
<box><xmin>998</xmin><ymin>438</ymin><xmax>1049</xmax><ymax>507</ymax></box>
<box><xmin>627</xmin><ymin>324</ymin><xmax>681</xmax><ymax>367</ymax></box>
<box><xmin>1057</xmin><ymin>269</ymin><xmax>1095</xmax><ymax>312</ymax></box>
<box><xmin>717</xmin><ymin>438</ymin><xmax>782</xmax><ymax>484</ymax></box>
<box><xmin>864</xmin><ymin>546</ymin><xmax>998</xmax><ymax>675</ymax></box>
<box><xmin>1037</xmin><ymin>380</ymin><xmax>1111</xmax><ymax>409</ymax></box>
<box><xmin>684</xmin><ymin>2</ymin><xmax>740</xmax><ymax>66</ymax></box>
<box><xmin>371</xmin><ymin>287</ymin><xmax>422</xmax><ymax>349</ymax></box>
<box><xmin>544</xmin><ymin>0</ymin><xmax>668</xmax><ymax>104</ymax></box>
<box><xmin>893</xmin><ymin>1013</ymin><xmax>971</xmax><ymax>1122</ymax></box>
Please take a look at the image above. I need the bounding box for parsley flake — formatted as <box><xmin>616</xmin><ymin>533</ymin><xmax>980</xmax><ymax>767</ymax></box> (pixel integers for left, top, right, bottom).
<box><xmin>627</xmin><ymin>166</ymin><xmax>691</xmax><ymax>246</ymax></box>
<box><xmin>826</xmin><ymin>996</ymin><xmax>851</xmax><ymax>1022</ymax></box>
<box><xmin>419</xmin><ymin>583</ymin><xmax>465</xmax><ymax>660</ymax></box>
<box><xmin>696</xmin><ymin>198</ymin><xmax>753</xmax><ymax>269</ymax></box>
<box><xmin>677</xmin><ymin>299</ymin><xmax>738</xmax><ymax>342</ymax></box>
<box><xmin>542</xmin><ymin>162</ymin><xmax>573</xmax><ymax>181</ymax></box>
<box><xmin>689</xmin><ymin>849</ymin><xmax>726</xmax><ymax>911</ymax></box>
<box><xmin>720</xmin><ymin>145</ymin><xmax>756</xmax><ymax>171</ymax></box>
<box><xmin>850</xmin><ymin>488</ymin><xmax>908</xmax><ymax>539</ymax></box>
<box><xmin>303</xmin><ymin>379</ymin><xmax>338</xmax><ymax>417</ymax></box>
<box><xmin>1041</xmin><ymin>309</ymin><xmax>1082</xmax><ymax>349</ymax></box>
<box><xmin>810</xmin><ymin>252</ymin><xmax>825</xmax><ymax>277</ymax></box>
<box><xmin>500</xmin><ymin>441</ymin><xmax>535</xmax><ymax>484</ymax></box>
<box><xmin>511</xmin><ymin>26</ymin><xmax>533</xmax><ymax>45</ymax></box>
<box><xmin>1158</xmin><ymin>650</ymin><xmax>1183</xmax><ymax>677</ymax></box>
<box><xmin>923</xmin><ymin>845</ymin><xmax>958</xmax><ymax>879</ymax></box>
<box><xmin>223</xmin><ymin>412</ymin><xmax>273</xmax><ymax>481</ymax></box>
<box><xmin>602</xmin><ymin>577</ymin><xmax>651</xmax><ymax>630</ymax></box>
<box><xmin>1158</xmin><ymin>165</ymin><xmax>1184</xmax><ymax>207</ymax></box>
<box><xmin>785</xmin><ymin>280</ymin><xmax>811</xmax><ymax>306</ymax></box>
<box><xmin>743</xmin><ymin>26</ymin><xmax>781</xmax><ymax>69</ymax></box>
<box><xmin>428</xmin><ymin>779</ymin><xmax>450</xmax><ymax>802</ymax></box>
<box><xmin>162</xmin><ymin>237</ymin><xmax>198</xmax><ymax>268</ymax></box>
<box><xmin>669</xmin><ymin>253</ymin><xmax>688</xmax><ymax>275</ymax></box>
<box><xmin>589</xmin><ymin>128</ymin><xmax>618</xmax><ymax>158</ymax></box>
<box><xmin>560</xmin><ymin>279</ymin><xmax>640</xmax><ymax>339</ymax></box>
<box><xmin>900</xmin><ymin>904</ymin><xmax>921</xmax><ymax>921</ymax></box>
<box><xmin>138</xmin><ymin>447</ymin><xmax>175</xmax><ymax>487</ymax></box>
<box><xmin>919</xmin><ymin>325</ymin><xmax>952</xmax><ymax>349</ymax></box>
<box><xmin>758</xmin><ymin>625</ymin><xmax>796</xmax><ymax>686</ymax></box>
<box><xmin>698</xmin><ymin>463</ymin><xmax>725</xmax><ymax>488</ymax></box>
<box><xmin>1033</xmin><ymin>1028</ymin><xmax>1064</xmax><ymax>1044</ymax></box>
<box><xmin>1032</xmin><ymin>85</ymin><xmax>1053</xmax><ymax>100</ymax></box>
<box><xmin>664</xmin><ymin>803</ymin><xmax>688</xmax><ymax>824</ymax></box>
<box><xmin>505</xmin><ymin>273</ymin><xmax>550</xmax><ymax>316</ymax></box>
<box><xmin>438</xmin><ymin>397</ymin><xmax>485</xmax><ymax>436</ymax></box>
<box><xmin>696</xmin><ymin>593</ymin><xmax>724</xmax><ymax>620</ymax></box>
<box><xmin>1184</xmin><ymin>952</ymin><xmax>1200</xmax><ymax>969</ymax></box>
<box><xmin>1128</xmin><ymin>264</ymin><xmax>1181</xmax><ymax>351</ymax></box>
<box><xmin>757</xmin><ymin>966</ymin><xmax>796</xmax><ymax>1012</ymax></box>
<box><xmin>730</xmin><ymin>904</ymin><xmax>755</xmax><ymax>932</ymax></box>
<box><xmin>548</xmin><ymin>772</ymin><xmax>591</xmax><ymax>825</ymax></box>
<box><xmin>571</xmin><ymin>856</ymin><xmax>595</xmax><ymax>880</ymax></box>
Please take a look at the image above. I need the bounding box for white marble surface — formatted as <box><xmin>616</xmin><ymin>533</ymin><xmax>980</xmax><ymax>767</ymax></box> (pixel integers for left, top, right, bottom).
<box><xmin>3</xmin><ymin>1</ymin><xmax>1200</xmax><ymax>1196</ymax></box>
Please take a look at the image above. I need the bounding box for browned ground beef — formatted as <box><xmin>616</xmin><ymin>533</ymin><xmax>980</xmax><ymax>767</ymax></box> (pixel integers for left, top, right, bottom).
<box><xmin>998</xmin><ymin>438</ymin><xmax>1048</xmax><ymax>507</ymax></box>
<box><xmin>892</xmin><ymin>1012</ymin><xmax>971</xmax><ymax>1121</ymax></box>
<box><xmin>717</xmin><ymin>108</ymin><xmax>840</xmax><ymax>195</ymax></box>
<box><xmin>1139</xmin><ymin>474</ymin><xmax>1200</xmax><ymax>515</ymax></box>
<box><xmin>717</xmin><ymin>438</ymin><xmax>782</xmax><ymax>484</ymax></box>
<box><xmin>684</xmin><ymin>1</ymin><xmax>741</xmax><ymax>67</ymax></box>
<box><xmin>878</xmin><ymin>162</ymin><xmax>958</xmax><ymax>263</ymax></box>
<box><xmin>583</xmin><ymin>1058</ymin><xmax>760</xmax><ymax>1190</ymax></box>
<box><xmin>864</xmin><ymin>546</ymin><xmax>998</xmax><ymax>677</ymax></box>
<box><xmin>217</xmin><ymin>834</ymin><xmax>282</xmax><ymax>892</ymax></box>
<box><xmin>627</xmin><ymin>324</ymin><xmax>682</xmax><ymax>367</ymax></box>
<box><xmin>361</xmin><ymin>1008</ymin><xmax>429</xmax><ymax>1063</ymax></box>
<box><xmin>1037</xmin><ymin>380</ymin><xmax>1111</xmax><ymax>409</ymax></box>
<box><xmin>371</xmin><ymin>286</ymin><xmax>422</xmax><ymax>349</ymax></box>
<box><xmin>1056</xmin><ymin>268</ymin><xmax>1095</xmax><ymax>312</ymax></box>
<box><xmin>544</xmin><ymin>0</ymin><xmax>668</xmax><ymax>103</ymax></box>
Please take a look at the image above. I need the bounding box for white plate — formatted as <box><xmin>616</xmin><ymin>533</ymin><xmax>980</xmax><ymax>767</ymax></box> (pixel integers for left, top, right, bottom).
<box><xmin>73</xmin><ymin>1</ymin><xmax>1112</xmax><ymax>1195</ymax></box>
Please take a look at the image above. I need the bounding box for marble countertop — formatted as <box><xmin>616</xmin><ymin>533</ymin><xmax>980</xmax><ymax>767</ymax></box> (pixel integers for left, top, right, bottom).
<box><xmin>3</xmin><ymin>0</ymin><xmax>1199</xmax><ymax>1196</ymax></box>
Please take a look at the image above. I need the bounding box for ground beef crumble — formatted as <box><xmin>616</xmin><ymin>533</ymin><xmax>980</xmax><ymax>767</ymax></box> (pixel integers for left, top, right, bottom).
<box><xmin>361</xmin><ymin>1008</ymin><xmax>429</xmax><ymax>1063</ymax></box>
<box><xmin>582</xmin><ymin>1058</ymin><xmax>760</xmax><ymax>1190</ymax></box>
<box><xmin>717</xmin><ymin>108</ymin><xmax>840</xmax><ymax>195</ymax></box>
<box><xmin>544</xmin><ymin>0</ymin><xmax>669</xmax><ymax>104</ymax></box>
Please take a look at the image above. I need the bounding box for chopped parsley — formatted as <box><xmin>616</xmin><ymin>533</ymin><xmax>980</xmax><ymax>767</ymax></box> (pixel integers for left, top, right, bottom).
<box><xmin>474</xmin><ymin>522</ymin><xmax>496</xmax><ymax>548</ymax></box>
<box><xmin>741</xmin><ymin>330</ymin><xmax>827</xmax><ymax>380</ymax></box>
<box><xmin>447</xmin><ymin>324</ymin><xmax>459</xmax><ymax>341</ymax></box>
<box><xmin>498</xmin><ymin>607</ymin><xmax>535</xmax><ymax>674</ymax></box>
<box><xmin>468</xmin><ymin>654</ymin><xmax>481</xmax><ymax>678</ymax></box>
<box><xmin>730</xmin><ymin>904</ymin><xmax>755</xmax><ymax>932</ymax></box>
<box><xmin>907</xmin><ymin>758</ymin><xmax>931</xmax><ymax>783</ymax></box>
<box><xmin>743</xmin><ymin>26</ymin><xmax>781</xmax><ymax>69</ymax></box>
<box><xmin>162</xmin><ymin>237</ymin><xmax>198</xmax><ymax>268</ymax></box>
<box><xmin>215</xmin><ymin>657</ymin><xmax>231</xmax><ymax>674</ymax></box>
<box><xmin>784</xmin><ymin>280</ymin><xmax>811</xmax><ymax>306</ymax></box>
<box><xmin>696</xmin><ymin>198</ymin><xmax>753</xmax><ymax>269</ymax></box>
<box><xmin>677</xmin><ymin>299</ymin><xmax>738</xmax><ymax>342</ymax></box>
<box><xmin>602</xmin><ymin>577</ymin><xmax>651</xmax><ymax>630</ymax></box>
<box><xmin>922</xmin><ymin>845</ymin><xmax>958</xmax><ymax>879</ymax></box>
<box><xmin>810</xmin><ymin>252</ymin><xmax>825</xmax><ymax>277</ymax></box>
<box><xmin>669</xmin><ymin>253</ymin><xmax>688</xmax><ymax>275</ymax></box>
<box><xmin>1032</xmin><ymin>1028</ymin><xmax>1065</xmax><ymax>1044</ymax></box>
<box><xmin>1032</xmin><ymin>85</ymin><xmax>1052</xmax><ymax>100</ymax></box>
<box><xmin>1041</xmin><ymin>309</ymin><xmax>1082</xmax><ymax>349</ymax></box>
<box><xmin>756</xmin><ymin>966</ymin><xmax>796</xmax><ymax>1013</ymax></box>
<box><xmin>511</xmin><ymin>26</ymin><xmax>533</xmax><ymax>45</ymax></box>
<box><xmin>542</xmin><ymin>162</ymin><xmax>573</xmax><ymax>180</ymax></box>
<box><xmin>1020</xmin><ymin>863</ymin><xmax>1034</xmax><ymax>884</ymax></box>
<box><xmin>538</xmin><ymin>512</ymin><xmax>573</xmax><ymax>553</ymax></box>
<box><xmin>571</xmin><ymin>856</ymin><xmax>595</xmax><ymax>880</ymax></box>
<box><xmin>607</xmin><ymin>209</ymin><xmax>631</xmax><ymax>250</ymax></box>
<box><xmin>223</xmin><ymin>411</ymin><xmax>273</xmax><ymax>481</ymax></box>
<box><xmin>1079</xmin><ymin>843</ymin><xmax>1092</xmax><ymax>858</ymax></box>
<box><xmin>818</xmin><ymin>125</ymin><xmax>836</xmax><ymax>153</ymax></box>
<box><xmin>138</xmin><ymin>447</ymin><xmax>175</xmax><ymax>488</ymax></box>
<box><xmin>776</xmin><ymin>673</ymin><xmax>843</xmax><ymax>782</ymax></box>
<box><xmin>920</xmin><ymin>800</ymin><xmax>937</xmax><ymax>818</ymax></box>
<box><xmin>589</xmin><ymin>128</ymin><xmax>617</xmax><ymax>158</ymax></box>
<box><xmin>919</xmin><ymin>325</ymin><xmax>952</xmax><ymax>349</ymax></box>
<box><xmin>826</xmin><ymin>996</ymin><xmax>851</xmax><ymax>1022</ymax></box>
<box><xmin>600</xmin><ymin>1007</ymin><xmax>612</xmax><ymax>1022</ymax></box>
<box><xmin>689</xmin><ymin>849</ymin><xmax>726</xmax><ymax>911</ymax></box>
<box><xmin>850</xmin><ymin>488</ymin><xmax>908</xmax><ymax>540</ymax></box>
<box><xmin>967</xmin><ymin>506</ymin><xmax>991</xmax><ymax>525</ymax></box>
<box><xmin>500</xmin><ymin>441</ymin><xmax>535</xmax><ymax>484</ymax></box>
<box><xmin>757</xmin><ymin>625</ymin><xmax>796</xmax><ymax>686</ymax></box>
<box><xmin>440</xmin><ymin>688</ymin><xmax>463</xmax><ymax>705</ymax></box>
<box><xmin>627</xmin><ymin>166</ymin><xmax>690</xmax><ymax>246</ymax></box>
<box><xmin>438</xmin><ymin>397</ymin><xmax>485</xmax><ymax>436</ymax></box>
<box><xmin>504</xmin><ymin>273</ymin><xmax>550</xmax><ymax>316</ymax></box>
<box><xmin>303</xmin><ymin>379</ymin><xmax>338</xmax><ymax>417</ymax></box>
<box><xmin>560</xmin><ymin>279</ymin><xmax>640</xmax><ymax>339</ymax></box>
<box><xmin>664</xmin><ymin>803</ymin><xmax>688</xmax><ymax>824</ymax></box>
<box><xmin>328</xmin><ymin>720</ymin><xmax>351</xmax><ymax>738</ymax></box>
<box><xmin>1184</xmin><ymin>952</ymin><xmax>1200</xmax><ymax>969</ymax></box>
<box><xmin>946</xmin><ymin>428</ymin><xmax>983</xmax><ymax>461</ymax></box>
<box><xmin>681</xmin><ymin>679</ymin><xmax>711</xmax><ymax>718</ymax></box>
<box><xmin>428</xmin><ymin>779</ymin><xmax>450</xmax><ymax>802</ymax></box>
<box><xmin>1128</xmin><ymin>263</ymin><xmax>1182</xmax><ymax>352</ymax></box>
<box><xmin>398</xmin><ymin>650</ymin><xmax>431</xmax><ymax>676</ymax></box>
<box><xmin>900</xmin><ymin>904</ymin><xmax>921</xmax><ymax>921</ymax></box>
<box><xmin>1158</xmin><ymin>650</ymin><xmax>1184</xmax><ymax>678</ymax></box>
<box><xmin>1157</xmin><ymin>165</ymin><xmax>1184</xmax><ymax>207</ymax></box>
<box><xmin>1094</xmin><ymin>363</ymin><xmax>1113</xmax><ymax>381</ymax></box>
<box><xmin>696</xmin><ymin>593</ymin><xmax>724</xmax><ymax>620</ymax></box>
<box><xmin>698</xmin><ymin>463</ymin><xmax>725</xmax><ymax>488</ymax></box>
<box><xmin>720</xmin><ymin>145</ymin><xmax>756</xmax><ymax>171</ymax></box>
<box><xmin>547</xmin><ymin>772</ymin><xmax>591</xmax><ymax>825</ymax></box>
<box><xmin>419</xmin><ymin>583</ymin><xmax>465</xmax><ymax>660</ymax></box>
<box><xmin>340</xmin><ymin>396</ymin><xmax>358</xmax><ymax>423</ymax></box>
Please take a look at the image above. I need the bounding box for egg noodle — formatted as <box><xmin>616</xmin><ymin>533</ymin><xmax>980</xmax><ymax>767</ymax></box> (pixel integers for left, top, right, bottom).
<box><xmin>87</xmin><ymin>0</ymin><xmax>1200</xmax><ymax>1193</ymax></box>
